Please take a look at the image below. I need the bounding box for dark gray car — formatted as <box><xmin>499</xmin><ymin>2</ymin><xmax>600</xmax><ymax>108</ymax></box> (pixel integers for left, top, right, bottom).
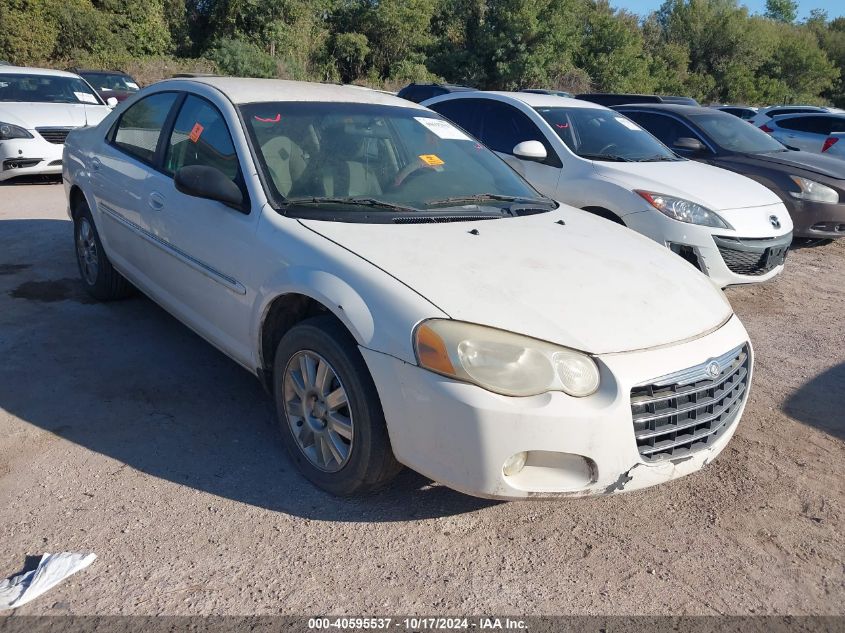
<box><xmin>616</xmin><ymin>104</ymin><xmax>845</xmax><ymax>239</ymax></box>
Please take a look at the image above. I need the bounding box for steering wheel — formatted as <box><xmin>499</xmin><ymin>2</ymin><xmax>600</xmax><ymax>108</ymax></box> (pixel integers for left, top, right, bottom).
<box><xmin>390</xmin><ymin>159</ymin><xmax>435</xmax><ymax>190</ymax></box>
<box><xmin>598</xmin><ymin>142</ymin><xmax>619</xmax><ymax>155</ymax></box>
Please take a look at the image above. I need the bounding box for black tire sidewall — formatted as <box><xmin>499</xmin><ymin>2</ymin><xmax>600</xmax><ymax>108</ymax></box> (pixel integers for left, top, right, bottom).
<box><xmin>272</xmin><ymin>316</ymin><xmax>394</xmax><ymax>496</ymax></box>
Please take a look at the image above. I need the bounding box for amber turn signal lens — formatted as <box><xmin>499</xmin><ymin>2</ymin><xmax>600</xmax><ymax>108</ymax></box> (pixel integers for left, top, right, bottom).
<box><xmin>415</xmin><ymin>324</ymin><xmax>456</xmax><ymax>375</ymax></box>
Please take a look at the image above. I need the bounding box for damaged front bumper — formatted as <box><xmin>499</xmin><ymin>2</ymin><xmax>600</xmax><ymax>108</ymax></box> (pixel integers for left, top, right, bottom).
<box><xmin>362</xmin><ymin>315</ymin><xmax>751</xmax><ymax>500</ymax></box>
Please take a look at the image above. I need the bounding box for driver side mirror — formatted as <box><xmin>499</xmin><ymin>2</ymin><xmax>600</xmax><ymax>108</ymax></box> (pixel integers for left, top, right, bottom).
<box><xmin>106</xmin><ymin>97</ymin><xmax>119</xmax><ymax>108</ymax></box>
<box><xmin>175</xmin><ymin>165</ymin><xmax>244</xmax><ymax>210</ymax></box>
<box><xmin>512</xmin><ymin>140</ymin><xmax>547</xmax><ymax>162</ymax></box>
<box><xmin>673</xmin><ymin>137</ymin><xmax>708</xmax><ymax>154</ymax></box>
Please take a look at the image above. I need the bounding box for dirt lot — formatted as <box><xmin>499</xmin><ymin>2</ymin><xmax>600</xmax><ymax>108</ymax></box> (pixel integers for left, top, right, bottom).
<box><xmin>0</xmin><ymin>180</ymin><xmax>843</xmax><ymax>616</ymax></box>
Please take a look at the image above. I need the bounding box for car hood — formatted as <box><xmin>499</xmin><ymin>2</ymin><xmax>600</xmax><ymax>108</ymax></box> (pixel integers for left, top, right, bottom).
<box><xmin>595</xmin><ymin>159</ymin><xmax>782</xmax><ymax>210</ymax></box>
<box><xmin>0</xmin><ymin>102</ymin><xmax>111</xmax><ymax>129</ymax></box>
<box><xmin>301</xmin><ymin>206</ymin><xmax>733</xmax><ymax>355</ymax></box>
<box><xmin>724</xmin><ymin>150</ymin><xmax>845</xmax><ymax>182</ymax></box>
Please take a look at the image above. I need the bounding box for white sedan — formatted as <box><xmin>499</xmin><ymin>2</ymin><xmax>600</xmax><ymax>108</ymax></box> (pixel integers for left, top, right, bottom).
<box><xmin>63</xmin><ymin>77</ymin><xmax>752</xmax><ymax>499</ymax></box>
<box><xmin>424</xmin><ymin>91</ymin><xmax>794</xmax><ymax>288</ymax></box>
<box><xmin>1</xmin><ymin>66</ymin><xmax>113</xmax><ymax>181</ymax></box>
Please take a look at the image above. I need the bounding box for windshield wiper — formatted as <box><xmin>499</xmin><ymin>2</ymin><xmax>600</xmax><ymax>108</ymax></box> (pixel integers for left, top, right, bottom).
<box><xmin>576</xmin><ymin>152</ymin><xmax>632</xmax><ymax>162</ymax></box>
<box><xmin>425</xmin><ymin>193</ymin><xmax>553</xmax><ymax>208</ymax></box>
<box><xmin>636</xmin><ymin>154</ymin><xmax>679</xmax><ymax>162</ymax></box>
<box><xmin>283</xmin><ymin>196</ymin><xmax>418</xmax><ymax>213</ymax></box>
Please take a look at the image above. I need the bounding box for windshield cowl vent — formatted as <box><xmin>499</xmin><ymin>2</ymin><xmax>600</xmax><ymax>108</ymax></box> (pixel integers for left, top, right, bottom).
<box><xmin>392</xmin><ymin>215</ymin><xmax>500</xmax><ymax>224</ymax></box>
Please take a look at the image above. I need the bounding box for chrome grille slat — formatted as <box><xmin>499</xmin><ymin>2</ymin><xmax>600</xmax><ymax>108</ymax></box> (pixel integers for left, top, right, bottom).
<box><xmin>630</xmin><ymin>344</ymin><xmax>750</xmax><ymax>461</ymax></box>
<box><xmin>638</xmin><ymin>410</ymin><xmax>736</xmax><ymax>456</ymax></box>
<box><xmin>634</xmin><ymin>380</ymin><xmax>747</xmax><ymax>440</ymax></box>
<box><xmin>632</xmin><ymin>361</ymin><xmax>747</xmax><ymax>412</ymax></box>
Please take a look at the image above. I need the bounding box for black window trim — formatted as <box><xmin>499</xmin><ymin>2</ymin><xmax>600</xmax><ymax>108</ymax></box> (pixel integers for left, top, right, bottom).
<box><xmin>616</xmin><ymin>108</ymin><xmax>718</xmax><ymax>155</ymax></box>
<box><xmin>107</xmin><ymin>89</ymin><xmax>251</xmax><ymax>214</ymax></box>
<box><xmin>476</xmin><ymin>99</ymin><xmax>563</xmax><ymax>169</ymax></box>
<box><xmin>164</xmin><ymin>92</ymin><xmax>251</xmax><ymax>215</ymax></box>
<box><xmin>107</xmin><ymin>90</ymin><xmax>184</xmax><ymax>175</ymax></box>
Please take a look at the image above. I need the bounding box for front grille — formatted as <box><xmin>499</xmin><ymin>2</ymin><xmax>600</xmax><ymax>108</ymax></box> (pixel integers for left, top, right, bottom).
<box><xmin>714</xmin><ymin>235</ymin><xmax>791</xmax><ymax>276</ymax></box>
<box><xmin>631</xmin><ymin>344</ymin><xmax>750</xmax><ymax>461</ymax></box>
<box><xmin>36</xmin><ymin>127</ymin><xmax>74</xmax><ymax>144</ymax></box>
<box><xmin>3</xmin><ymin>158</ymin><xmax>41</xmax><ymax>170</ymax></box>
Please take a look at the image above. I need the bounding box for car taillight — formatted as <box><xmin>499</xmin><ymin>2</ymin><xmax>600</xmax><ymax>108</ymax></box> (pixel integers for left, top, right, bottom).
<box><xmin>822</xmin><ymin>137</ymin><xmax>839</xmax><ymax>153</ymax></box>
<box><xmin>760</xmin><ymin>124</ymin><xmax>774</xmax><ymax>133</ymax></box>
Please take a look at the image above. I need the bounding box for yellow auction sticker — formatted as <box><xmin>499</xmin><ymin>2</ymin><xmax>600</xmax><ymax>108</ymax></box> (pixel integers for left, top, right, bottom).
<box><xmin>419</xmin><ymin>154</ymin><xmax>445</xmax><ymax>166</ymax></box>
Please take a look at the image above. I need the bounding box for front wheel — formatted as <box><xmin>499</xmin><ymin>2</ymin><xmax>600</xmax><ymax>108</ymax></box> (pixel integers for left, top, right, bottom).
<box><xmin>272</xmin><ymin>315</ymin><xmax>402</xmax><ymax>496</ymax></box>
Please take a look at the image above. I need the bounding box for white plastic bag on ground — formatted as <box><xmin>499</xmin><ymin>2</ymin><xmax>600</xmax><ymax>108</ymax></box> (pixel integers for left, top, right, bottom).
<box><xmin>0</xmin><ymin>552</ymin><xmax>96</xmax><ymax>610</ymax></box>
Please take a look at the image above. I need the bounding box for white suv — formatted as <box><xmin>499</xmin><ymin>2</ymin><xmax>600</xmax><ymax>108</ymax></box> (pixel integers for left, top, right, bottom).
<box><xmin>424</xmin><ymin>92</ymin><xmax>794</xmax><ymax>287</ymax></box>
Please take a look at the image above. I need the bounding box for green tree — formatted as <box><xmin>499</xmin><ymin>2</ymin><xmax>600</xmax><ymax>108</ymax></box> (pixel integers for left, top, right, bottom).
<box><xmin>576</xmin><ymin>1</ymin><xmax>652</xmax><ymax>92</ymax></box>
<box><xmin>765</xmin><ymin>0</ymin><xmax>798</xmax><ymax>24</ymax></box>
<box><xmin>207</xmin><ymin>38</ymin><xmax>277</xmax><ymax>77</ymax></box>
<box><xmin>332</xmin><ymin>32</ymin><xmax>370</xmax><ymax>82</ymax></box>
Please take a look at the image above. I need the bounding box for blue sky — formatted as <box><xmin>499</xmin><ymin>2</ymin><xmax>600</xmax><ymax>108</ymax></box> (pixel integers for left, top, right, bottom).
<box><xmin>610</xmin><ymin>0</ymin><xmax>843</xmax><ymax>20</ymax></box>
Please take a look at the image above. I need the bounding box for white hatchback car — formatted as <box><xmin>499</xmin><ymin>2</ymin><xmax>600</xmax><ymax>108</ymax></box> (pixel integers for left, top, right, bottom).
<box><xmin>64</xmin><ymin>78</ymin><xmax>753</xmax><ymax>499</ymax></box>
<box><xmin>0</xmin><ymin>66</ymin><xmax>112</xmax><ymax>181</ymax></box>
<box><xmin>424</xmin><ymin>92</ymin><xmax>794</xmax><ymax>287</ymax></box>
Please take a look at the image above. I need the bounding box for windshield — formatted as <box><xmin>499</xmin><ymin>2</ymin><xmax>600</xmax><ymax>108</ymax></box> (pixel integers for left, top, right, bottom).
<box><xmin>535</xmin><ymin>107</ymin><xmax>679</xmax><ymax>161</ymax></box>
<box><xmin>0</xmin><ymin>73</ymin><xmax>103</xmax><ymax>104</ymax></box>
<box><xmin>240</xmin><ymin>102</ymin><xmax>547</xmax><ymax>215</ymax></box>
<box><xmin>690</xmin><ymin>113</ymin><xmax>785</xmax><ymax>153</ymax></box>
<box><xmin>80</xmin><ymin>73</ymin><xmax>139</xmax><ymax>92</ymax></box>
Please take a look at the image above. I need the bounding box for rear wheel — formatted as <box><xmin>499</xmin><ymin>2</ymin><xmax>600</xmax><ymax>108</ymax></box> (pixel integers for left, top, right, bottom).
<box><xmin>73</xmin><ymin>202</ymin><xmax>133</xmax><ymax>301</ymax></box>
<box><xmin>272</xmin><ymin>315</ymin><xmax>402</xmax><ymax>495</ymax></box>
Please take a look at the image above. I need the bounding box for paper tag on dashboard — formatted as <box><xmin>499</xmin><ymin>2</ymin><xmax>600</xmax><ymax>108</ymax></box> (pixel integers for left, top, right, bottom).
<box><xmin>419</xmin><ymin>154</ymin><xmax>445</xmax><ymax>166</ymax></box>
<box><xmin>74</xmin><ymin>92</ymin><xmax>99</xmax><ymax>104</ymax></box>
<box><xmin>189</xmin><ymin>123</ymin><xmax>204</xmax><ymax>143</ymax></box>
<box><xmin>414</xmin><ymin>117</ymin><xmax>472</xmax><ymax>141</ymax></box>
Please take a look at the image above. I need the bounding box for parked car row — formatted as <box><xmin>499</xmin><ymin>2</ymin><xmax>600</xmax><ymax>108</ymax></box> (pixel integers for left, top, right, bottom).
<box><xmin>424</xmin><ymin>91</ymin><xmax>796</xmax><ymax>284</ymax></box>
<box><xmin>0</xmin><ymin>66</ymin><xmax>141</xmax><ymax>182</ymax></box>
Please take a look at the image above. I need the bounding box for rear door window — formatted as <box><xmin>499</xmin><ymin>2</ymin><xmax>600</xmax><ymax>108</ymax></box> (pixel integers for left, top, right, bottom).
<box><xmin>428</xmin><ymin>99</ymin><xmax>483</xmax><ymax>137</ymax></box>
<box><xmin>111</xmin><ymin>92</ymin><xmax>178</xmax><ymax>165</ymax></box>
<box><xmin>478</xmin><ymin>101</ymin><xmax>561</xmax><ymax>166</ymax></box>
<box><xmin>776</xmin><ymin>116</ymin><xmax>830</xmax><ymax>134</ymax></box>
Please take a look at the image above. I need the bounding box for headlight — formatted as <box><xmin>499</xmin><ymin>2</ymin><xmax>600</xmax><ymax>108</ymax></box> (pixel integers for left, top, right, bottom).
<box><xmin>789</xmin><ymin>176</ymin><xmax>839</xmax><ymax>204</ymax></box>
<box><xmin>636</xmin><ymin>190</ymin><xmax>732</xmax><ymax>229</ymax></box>
<box><xmin>414</xmin><ymin>319</ymin><xmax>600</xmax><ymax>397</ymax></box>
<box><xmin>0</xmin><ymin>122</ymin><xmax>33</xmax><ymax>140</ymax></box>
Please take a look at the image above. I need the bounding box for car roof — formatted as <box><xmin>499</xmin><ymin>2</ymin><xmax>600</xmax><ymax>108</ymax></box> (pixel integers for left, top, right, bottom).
<box><xmin>613</xmin><ymin>103</ymin><xmax>715</xmax><ymax>116</ymax></box>
<box><xmin>760</xmin><ymin>105</ymin><xmax>827</xmax><ymax>112</ymax></box>
<box><xmin>0</xmin><ymin>65</ymin><xmax>83</xmax><ymax>78</ymax></box>
<box><xmin>73</xmin><ymin>69</ymin><xmax>128</xmax><ymax>75</ymax></box>
<box><xmin>154</xmin><ymin>77</ymin><xmax>430</xmax><ymax>108</ymax></box>
<box><xmin>769</xmin><ymin>111</ymin><xmax>845</xmax><ymax>120</ymax></box>
<box><xmin>428</xmin><ymin>90</ymin><xmax>608</xmax><ymax>110</ymax></box>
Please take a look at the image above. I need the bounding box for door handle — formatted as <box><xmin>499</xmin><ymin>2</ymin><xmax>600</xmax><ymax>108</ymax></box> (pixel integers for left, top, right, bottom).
<box><xmin>148</xmin><ymin>192</ymin><xmax>165</xmax><ymax>210</ymax></box>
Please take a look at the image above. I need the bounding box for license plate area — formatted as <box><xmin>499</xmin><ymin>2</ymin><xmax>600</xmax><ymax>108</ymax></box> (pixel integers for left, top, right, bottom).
<box><xmin>765</xmin><ymin>245</ymin><xmax>789</xmax><ymax>268</ymax></box>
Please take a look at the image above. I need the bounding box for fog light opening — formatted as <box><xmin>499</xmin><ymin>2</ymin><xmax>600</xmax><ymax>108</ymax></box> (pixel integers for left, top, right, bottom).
<box><xmin>502</xmin><ymin>452</ymin><xmax>528</xmax><ymax>477</ymax></box>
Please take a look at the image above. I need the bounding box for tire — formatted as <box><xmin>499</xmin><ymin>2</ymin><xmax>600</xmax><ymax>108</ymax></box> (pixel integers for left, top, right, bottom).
<box><xmin>272</xmin><ymin>315</ymin><xmax>402</xmax><ymax>496</ymax></box>
<box><xmin>73</xmin><ymin>202</ymin><xmax>133</xmax><ymax>301</ymax></box>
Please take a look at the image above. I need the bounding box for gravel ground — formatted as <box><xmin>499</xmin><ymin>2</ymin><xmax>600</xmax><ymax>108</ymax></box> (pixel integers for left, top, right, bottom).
<box><xmin>0</xmin><ymin>180</ymin><xmax>842</xmax><ymax>616</ymax></box>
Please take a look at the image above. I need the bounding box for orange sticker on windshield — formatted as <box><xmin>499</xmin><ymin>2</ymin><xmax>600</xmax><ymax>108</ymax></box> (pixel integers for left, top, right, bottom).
<box><xmin>419</xmin><ymin>154</ymin><xmax>444</xmax><ymax>166</ymax></box>
<box><xmin>189</xmin><ymin>123</ymin><xmax>204</xmax><ymax>143</ymax></box>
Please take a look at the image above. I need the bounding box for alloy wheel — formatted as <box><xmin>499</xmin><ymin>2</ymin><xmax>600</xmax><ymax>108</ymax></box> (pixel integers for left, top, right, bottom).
<box><xmin>283</xmin><ymin>350</ymin><xmax>354</xmax><ymax>472</ymax></box>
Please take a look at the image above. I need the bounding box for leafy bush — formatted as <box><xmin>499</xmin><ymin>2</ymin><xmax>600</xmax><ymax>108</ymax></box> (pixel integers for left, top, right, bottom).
<box><xmin>206</xmin><ymin>38</ymin><xmax>277</xmax><ymax>78</ymax></box>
